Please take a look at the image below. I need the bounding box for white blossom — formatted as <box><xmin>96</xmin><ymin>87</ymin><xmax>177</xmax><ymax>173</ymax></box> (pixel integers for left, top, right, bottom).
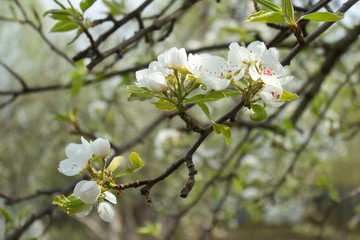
<box><xmin>58</xmin><ymin>137</ymin><xmax>92</xmax><ymax>176</ymax></box>
<box><xmin>90</xmin><ymin>138</ymin><xmax>111</xmax><ymax>157</ymax></box>
<box><xmin>135</xmin><ymin>61</ymin><xmax>168</xmax><ymax>92</ymax></box>
<box><xmin>73</xmin><ymin>180</ymin><xmax>101</xmax><ymax>204</ymax></box>
<box><xmin>157</xmin><ymin>47</ymin><xmax>187</xmax><ymax>68</ymax></box>
<box><xmin>186</xmin><ymin>53</ymin><xmax>230</xmax><ymax>90</ymax></box>
<box><xmin>74</xmin><ymin>183</ymin><xmax>117</xmax><ymax>223</ymax></box>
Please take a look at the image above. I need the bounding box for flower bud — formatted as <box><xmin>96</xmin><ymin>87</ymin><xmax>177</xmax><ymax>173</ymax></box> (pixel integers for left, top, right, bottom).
<box><xmin>90</xmin><ymin>138</ymin><xmax>111</xmax><ymax>157</ymax></box>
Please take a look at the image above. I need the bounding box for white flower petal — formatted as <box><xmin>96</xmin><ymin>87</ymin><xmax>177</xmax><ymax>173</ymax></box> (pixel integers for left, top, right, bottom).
<box><xmin>202</xmin><ymin>75</ymin><xmax>230</xmax><ymax>90</ymax></box>
<box><xmin>74</xmin><ymin>181</ymin><xmax>101</xmax><ymax>204</ymax></box>
<box><xmin>91</xmin><ymin>138</ymin><xmax>111</xmax><ymax>157</ymax></box>
<box><xmin>97</xmin><ymin>201</ymin><xmax>115</xmax><ymax>222</ymax></box>
<box><xmin>249</xmin><ymin>64</ymin><xmax>260</xmax><ymax>81</ymax></box>
<box><xmin>58</xmin><ymin>158</ymin><xmax>86</xmax><ymax>176</ymax></box>
<box><xmin>104</xmin><ymin>191</ymin><xmax>117</xmax><ymax>204</ymax></box>
<box><xmin>147</xmin><ymin>72</ymin><xmax>167</xmax><ymax>92</ymax></box>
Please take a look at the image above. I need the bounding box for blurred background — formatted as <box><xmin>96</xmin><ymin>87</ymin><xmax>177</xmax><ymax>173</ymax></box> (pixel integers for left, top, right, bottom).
<box><xmin>1</xmin><ymin>0</ymin><xmax>360</xmax><ymax>239</ymax></box>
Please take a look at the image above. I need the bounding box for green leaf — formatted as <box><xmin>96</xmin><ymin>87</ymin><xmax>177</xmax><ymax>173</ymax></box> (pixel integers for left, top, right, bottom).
<box><xmin>211</xmin><ymin>121</ymin><xmax>231</xmax><ymax>145</ymax></box>
<box><xmin>184</xmin><ymin>90</ymin><xmax>239</xmax><ymax>104</ymax></box>
<box><xmin>129</xmin><ymin>152</ymin><xmax>144</xmax><ymax>168</ymax></box>
<box><xmin>355</xmin><ymin>204</ymin><xmax>360</xmax><ymax>213</ymax></box>
<box><xmin>329</xmin><ymin>189</ymin><xmax>339</xmax><ymax>202</ymax></box>
<box><xmin>154</xmin><ymin>99</ymin><xmax>176</xmax><ymax>111</ymax></box>
<box><xmin>127</xmin><ymin>85</ymin><xmax>155</xmax><ymax>101</ymax></box>
<box><xmin>103</xmin><ymin>0</ymin><xmax>126</xmax><ymax>15</ymax></box>
<box><xmin>53</xmin><ymin>195</ymin><xmax>93</xmax><ymax>215</ymax></box>
<box><xmin>282</xmin><ymin>0</ymin><xmax>295</xmax><ymax>22</ymax></box>
<box><xmin>254</xmin><ymin>0</ymin><xmax>283</xmax><ymax>13</ymax></box>
<box><xmin>197</xmin><ymin>103</ymin><xmax>212</xmax><ymax>120</ymax></box>
<box><xmin>250</xmin><ymin>105</ymin><xmax>267</xmax><ymax>122</ymax></box>
<box><xmin>9</xmin><ymin>4</ymin><xmax>17</xmax><ymax>17</ymax></box>
<box><xmin>316</xmin><ymin>175</ymin><xmax>329</xmax><ymax>188</ymax></box>
<box><xmin>245</xmin><ymin>11</ymin><xmax>286</xmax><ymax>23</ymax></box>
<box><xmin>80</xmin><ymin>0</ymin><xmax>97</xmax><ymax>13</ymax></box>
<box><xmin>0</xmin><ymin>208</ymin><xmax>14</xmax><ymax>223</ymax></box>
<box><xmin>297</xmin><ymin>12</ymin><xmax>344</xmax><ymax>23</ymax></box>
<box><xmin>113</xmin><ymin>152</ymin><xmax>144</xmax><ymax>178</ymax></box>
<box><xmin>137</xmin><ymin>222</ymin><xmax>162</xmax><ymax>237</ymax></box>
<box><xmin>198</xmin><ymin>103</ymin><xmax>231</xmax><ymax>144</ymax></box>
<box><xmin>54</xmin><ymin>113</ymin><xmax>71</xmax><ymax>122</ymax></box>
<box><xmin>43</xmin><ymin>9</ymin><xmax>71</xmax><ymax>17</ymax></box>
<box><xmin>67</xmin><ymin>29</ymin><xmax>83</xmax><ymax>45</ymax></box>
<box><xmin>280</xmin><ymin>90</ymin><xmax>298</xmax><ymax>101</ymax></box>
<box><xmin>50</xmin><ymin>21</ymin><xmax>79</xmax><ymax>32</ymax></box>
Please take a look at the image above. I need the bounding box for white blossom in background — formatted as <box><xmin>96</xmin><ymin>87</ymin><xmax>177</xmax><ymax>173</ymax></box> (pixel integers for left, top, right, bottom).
<box><xmin>88</xmin><ymin>100</ymin><xmax>108</xmax><ymax>120</ymax></box>
<box><xmin>58</xmin><ymin>137</ymin><xmax>92</xmax><ymax>176</ymax></box>
<box><xmin>157</xmin><ymin>47</ymin><xmax>187</xmax><ymax>68</ymax></box>
<box><xmin>154</xmin><ymin>128</ymin><xmax>181</xmax><ymax>158</ymax></box>
<box><xmin>262</xmin><ymin>200</ymin><xmax>304</xmax><ymax>225</ymax></box>
<box><xmin>241</xmin><ymin>187</ymin><xmax>259</xmax><ymax>200</ymax></box>
<box><xmin>135</xmin><ymin>61</ymin><xmax>168</xmax><ymax>92</ymax></box>
<box><xmin>90</xmin><ymin>138</ymin><xmax>111</xmax><ymax>157</ymax></box>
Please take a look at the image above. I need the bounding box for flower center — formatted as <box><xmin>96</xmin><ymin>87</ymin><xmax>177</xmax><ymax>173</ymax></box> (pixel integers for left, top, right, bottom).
<box><xmin>260</xmin><ymin>67</ymin><xmax>276</xmax><ymax>76</ymax></box>
<box><xmin>271</xmin><ymin>91</ymin><xmax>281</xmax><ymax>100</ymax></box>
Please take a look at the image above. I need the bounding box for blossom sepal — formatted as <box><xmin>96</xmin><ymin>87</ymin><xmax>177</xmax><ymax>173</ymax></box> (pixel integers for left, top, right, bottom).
<box><xmin>127</xmin><ymin>85</ymin><xmax>155</xmax><ymax>101</ymax></box>
<box><xmin>52</xmin><ymin>195</ymin><xmax>93</xmax><ymax>215</ymax></box>
<box><xmin>279</xmin><ymin>90</ymin><xmax>298</xmax><ymax>102</ymax></box>
<box><xmin>112</xmin><ymin>152</ymin><xmax>144</xmax><ymax>178</ymax></box>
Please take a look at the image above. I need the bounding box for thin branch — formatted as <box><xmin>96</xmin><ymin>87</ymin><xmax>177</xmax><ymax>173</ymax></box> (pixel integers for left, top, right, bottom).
<box><xmin>0</xmin><ymin>59</ymin><xmax>28</xmax><ymax>90</ymax></box>
<box><xmin>280</xmin><ymin>0</ymin><xmax>359</xmax><ymax>66</ymax></box>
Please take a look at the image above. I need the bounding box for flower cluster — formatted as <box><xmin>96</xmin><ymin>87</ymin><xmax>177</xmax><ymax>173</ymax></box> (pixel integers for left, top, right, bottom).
<box><xmin>54</xmin><ymin>137</ymin><xmax>144</xmax><ymax>222</ymax></box>
<box><xmin>55</xmin><ymin>137</ymin><xmax>117</xmax><ymax>222</ymax></box>
<box><xmin>130</xmin><ymin>41</ymin><xmax>297</xmax><ymax>119</ymax></box>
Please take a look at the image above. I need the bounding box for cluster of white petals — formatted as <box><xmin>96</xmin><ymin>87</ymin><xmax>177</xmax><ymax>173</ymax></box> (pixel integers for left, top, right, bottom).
<box><xmin>58</xmin><ymin>137</ymin><xmax>111</xmax><ymax>176</ymax></box>
<box><xmin>135</xmin><ymin>42</ymin><xmax>293</xmax><ymax>107</ymax></box>
<box><xmin>228</xmin><ymin>41</ymin><xmax>293</xmax><ymax>106</ymax></box>
<box><xmin>74</xmin><ymin>180</ymin><xmax>117</xmax><ymax>222</ymax></box>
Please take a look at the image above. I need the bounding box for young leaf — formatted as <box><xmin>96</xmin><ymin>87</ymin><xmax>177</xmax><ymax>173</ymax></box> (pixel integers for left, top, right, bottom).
<box><xmin>103</xmin><ymin>0</ymin><xmax>126</xmax><ymax>15</ymax></box>
<box><xmin>0</xmin><ymin>208</ymin><xmax>14</xmax><ymax>223</ymax></box>
<box><xmin>43</xmin><ymin>9</ymin><xmax>71</xmax><ymax>17</ymax></box>
<box><xmin>198</xmin><ymin>103</ymin><xmax>231</xmax><ymax>144</ymax></box>
<box><xmin>154</xmin><ymin>99</ymin><xmax>176</xmax><ymax>111</ymax></box>
<box><xmin>128</xmin><ymin>92</ymin><xmax>154</xmax><ymax>101</ymax></box>
<box><xmin>297</xmin><ymin>12</ymin><xmax>344</xmax><ymax>23</ymax></box>
<box><xmin>245</xmin><ymin>11</ymin><xmax>286</xmax><ymax>23</ymax></box>
<box><xmin>250</xmin><ymin>105</ymin><xmax>267</xmax><ymax>122</ymax></box>
<box><xmin>211</xmin><ymin>121</ymin><xmax>231</xmax><ymax>145</ymax></box>
<box><xmin>280</xmin><ymin>90</ymin><xmax>298</xmax><ymax>101</ymax></box>
<box><xmin>52</xmin><ymin>195</ymin><xmax>93</xmax><ymax>215</ymax></box>
<box><xmin>184</xmin><ymin>90</ymin><xmax>239</xmax><ymax>103</ymax></box>
<box><xmin>254</xmin><ymin>0</ymin><xmax>283</xmax><ymax>13</ymax></box>
<box><xmin>50</xmin><ymin>21</ymin><xmax>79</xmax><ymax>32</ymax></box>
<box><xmin>282</xmin><ymin>0</ymin><xmax>295</xmax><ymax>22</ymax></box>
<box><xmin>80</xmin><ymin>0</ymin><xmax>97</xmax><ymax>13</ymax></box>
<box><xmin>129</xmin><ymin>152</ymin><xmax>144</xmax><ymax>169</ymax></box>
<box><xmin>197</xmin><ymin>102</ymin><xmax>212</xmax><ymax>120</ymax></box>
<box><xmin>113</xmin><ymin>152</ymin><xmax>144</xmax><ymax>178</ymax></box>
